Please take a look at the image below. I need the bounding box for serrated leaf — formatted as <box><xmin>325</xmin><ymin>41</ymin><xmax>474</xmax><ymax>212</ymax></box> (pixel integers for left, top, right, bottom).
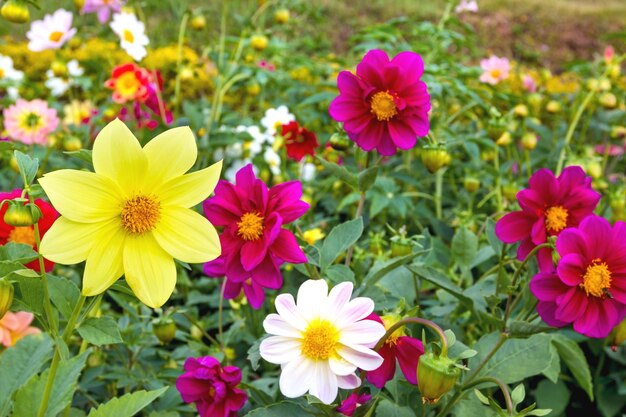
<box><xmin>325</xmin><ymin>264</ymin><xmax>355</xmax><ymax>284</ymax></box>
<box><xmin>451</xmin><ymin>227</ymin><xmax>478</xmax><ymax>268</ymax></box>
<box><xmin>14</xmin><ymin>150</ymin><xmax>38</xmax><ymax>186</ymax></box>
<box><xmin>87</xmin><ymin>387</ymin><xmax>168</xmax><ymax>417</ymax></box>
<box><xmin>0</xmin><ymin>242</ymin><xmax>38</xmax><ymax>264</ymax></box>
<box><xmin>13</xmin><ymin>350</ymin><xmax>89</xmax><ymax>417</ymax></box>
<box><xmin>247</xmin><ymin>337</ymin><xmax>264</xmax><ymax>371</ymax></box>
<box><xmin>244</xmin><ymin>401</ymin><xmax>305</xmax><ymax>417</ymax></box>
<box><xmin>551</xmin><ymin>334</ymin><xmax>594</xmax><ymax>400</ymax></box>
<box><xmin>0</xmin><ymin>334</ymin><xmax>53</xmax><ymax>416</ymax></box>
<box><xmin>316</xmin><ymin>156</ymin><xmax>358</xmax><ymax>189</ymax></box>
<box><xmin>48</xmin><ymin>275</ymin><xmax>80</xmax><ymax>319</ymax></box>
<box><xmin>77</xmin><ymin>317</ymin><xmax>123</xmax><ymax>346</ymax></box>
<box><xmin>319</xmin><ymin>218</ymin><xmax>363</xmax><ymax>270</ymax></box>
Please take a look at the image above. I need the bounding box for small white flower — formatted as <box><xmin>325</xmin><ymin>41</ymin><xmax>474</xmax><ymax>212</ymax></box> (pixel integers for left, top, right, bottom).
<box><xmin>264</xmin><ymin>148</ymin><xmax>281</xmax><ymax>175</ymax></box>
<box><xmin>236</xmin><ymin>125</ymin><xmax>273</xmax><ymax>156</ymax></box>
<box><xmin>44</xmin><ymin>60</ymin><xmax>83</xmax><ymax>96</ymax></box>
<box><xmin>110</xmin><ymin>12</ymin><xmax>149</xmax><ymax>61</ymax></box>
<box><xmin>27</xmin><ymin>9</ymin><xmax>77</xmax><ymax>52</ymax></box>
<box><xmin>261</xmin><ymin>105</ymin><xmax>295</xmax><ymax>136</ymax></box>
<box><xmin>225</xmin><ymin>159</ymin><xmax>253</xmax><ymax>182</ymax></box>
<box><xmin>455</xmin><ymin>0</ymin><xmax>478</xmax><ymax>13</ymax></box>
<box><xmin>260</xmin><ymin>280</ymin><xmax>385</xmax><ymax>404</ymax></box>
<box><xmin>0</xmin><ymin>55</ymin><xmax>24</xmax><ymax>82</ymax></box>
<box><xmin>300</xmin><ymin>162</ymin><xmax>316</xmax><ymax>182</ymax></box>
<box><xmin>7</xmin><ymin>87</ymin><xmax>19</xmax><ymax>100</ymax></box>
<box><xmin>67</xmin><ymin>59</ymin><xmax>84</xmax><ymax>77</ymax></box>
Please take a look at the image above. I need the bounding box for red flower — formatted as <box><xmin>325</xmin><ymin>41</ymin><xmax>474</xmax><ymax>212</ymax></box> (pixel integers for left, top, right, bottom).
<box><xmin>281</xmin><ymin>121</ymin><xmax>319</xmax><ymax>161</ymax></box>
<box><xmin>365</xmin><ymin>313</ymin><xmax>424</xmax><ymax>388</ymax></box>
<box><xmin>0</xmin><ymin>190</ymin><xmax>58</xmax><ymax>272</ymax></box>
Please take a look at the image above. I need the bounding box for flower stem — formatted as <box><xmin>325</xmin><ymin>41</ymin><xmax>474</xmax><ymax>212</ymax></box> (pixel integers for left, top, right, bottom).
<box><xmin>217</xmin><ymin>279</ymin><xmax>226</xmax><ymax>353</ymax></box>
<box><xmin>434</xmin><ymin>168</ymin><xmax>444</xmax><ymax>220</ymax></box>
<box><xmin>174</xmin><ymin>12</ymin><xmax>190</xmax><ymax>118</ymax></box>
<box><xmin>460</xmin><ymin>377</ymin><xmax>514</xmax><ymax>415</ymax></box>
<box><xmin>374</xmin><ymin>317</ymin><xmax>448</xmax><ymax>357</ymax></box>
<box><xmin>555</xmin><ymin>90</ymin><xmax>595</xmax><ymax>176</ymax></box>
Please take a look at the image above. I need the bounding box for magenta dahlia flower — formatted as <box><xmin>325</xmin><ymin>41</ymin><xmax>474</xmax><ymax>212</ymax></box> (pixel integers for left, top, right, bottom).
<box><xmin>176</xmin><ymin>356</ymin><xmax>247</xmax><ymax>417</ymax></box>
<box><xmin>365</xmin><ymin>314</ymin><xmax>424</xmax><ymax>388</ymax></box>
<box><xmin>203</xmin><ymin>164</ymin><xmax>309</xmax><ymax>308</ymax></box>
<box><xmin>329</xmin><ymin>49</ymin><xmax>431</xmax><ymax>156</ymax></box>
<box><xmin>496</xmin><ymin>166</ymin><xmax>601</xmax><ymax>271</ymax></box>
<box><xmin>337</xmin><ymin>393</ymin><xmax>372</xmax><ymax>416</ymax></box>
<box><xmin>530</xmin><ymin>216</ymin><xmax>626</xmax><ymax>338</ymax></box>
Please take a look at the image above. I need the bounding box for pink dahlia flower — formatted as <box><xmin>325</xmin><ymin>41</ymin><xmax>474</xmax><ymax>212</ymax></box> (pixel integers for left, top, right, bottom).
<box><xmin>3</xmin><ymin>99</ymin><xmax>59</xmax><ymax>145</ymax></box>
<box><xmin>337</xmin><ymin>393</ymin><xmax>372</xmax><ymax>416</ymax></box>
<box><xmin>203</xmin><ymin>164</ymin><xmax>309</xmax><ymax>308</ymax></box>
<box><xmin>479</xmin><ymin>55</ymin><xmax>511</xmax><ymax>85</ymax></box>
<box><xmin>176</xmin><ymin>356</ymin><xmax>247</xmax><ymax>417</ymax></box>
<box><xmin>365</xmin><ymin>314</ymin><xmax>424</xmax><ymax>388</ymax></box>
<box><xmin>26</xmin><ymin>9</ymin><xmax>76</xmax><ymax>52</ymax></box>
<box><xmin>530</xmin><ymin>216</ymin><xmax>626</xmax><ymax>338</ymax></box>
<box><xmin>496</xmin><ymin>166</ymin><xmax>601</xmax><ymax>271</ymax></box>
<box><xmin>82</xmin><ymin>0</ymin><xmax>125</xmax><ymax>23</ymax></box>
<box><xmin>329</xmin><ymin>49</ymin><xmax>431</xmax><ymax>156</ymax></box>
<box><xmin>0</xmin><ymin>311</ymin><xmax>41</xmax><ymax>347</ymax></box>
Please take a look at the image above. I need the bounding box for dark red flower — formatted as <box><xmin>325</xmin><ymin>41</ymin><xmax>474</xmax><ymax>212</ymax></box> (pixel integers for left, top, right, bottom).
<box><xmin>281</xmin><ymin>121</ymin><xmax>319</xmax><ymax>161</ymax></box>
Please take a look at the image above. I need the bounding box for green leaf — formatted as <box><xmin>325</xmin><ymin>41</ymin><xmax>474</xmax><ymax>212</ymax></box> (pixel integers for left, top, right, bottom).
<box><xmin>511</xmin><ymin>384</ymin><xmax>525</xmax><ymax>407</ymax></box>
<box><xmin>48</xmin><ymin>275</ymin><xmax>80</xmax><ymax>320</ymax></box>
<box><xmin>0</xmin><ymin>242</ymin><xmax>38</xmax><ymax>264</ymax></box>
<box><xmin>11</xmin><ymin>273</ymin><xmax>45</xmax><ymax>315</ymax></box>
<box><xmin>469</xmin><ymin>333</ymin><xmax>557</xmax><ymax>384</ymax></box>
<box><xmin>77</xmin><ymin>317</ymin><xmax>123</xmax><ymax>346</ymax></box>
<box><xmin>64</xmin><ymin>149</ymin><xmax>93</xmax><ymax>165</ymax></box>
<box><xmin>13</xmin><ymin>350</ymin><xmax>89</xmax><ymax>417</ymax></box>
<box><xmin>247</xmin><ymin>337</ymin><xmax>264</xmax><ymax>371</ymax></box>
<box><xmin>244</xmin><ymin>402</ymin><xmax>306</xmax><ymax>417</ymax></box>
<box><xmin>551</xmin><ymin>334</ymin><xmax>594</xmax><ymax>400</ymax></box>
<box><xmin>326</xmin><ymin>264</ymin><xmax>356</xmax><ymax>285</ymax></box>
<box><xmin>451</xmin><ymin>227</ymin><xmax>478</xmax><ymax>269</ymax></box>
<box><xmin>0</xmin><ymin>334</ymin><xmax>53</xmax><ymax>416</ymax></box>
<box><xmin>536</xmin><ymin>380</ymin><xmax>570</xmax><ymax>416</ymax></box>
<box><xmin>87</xmin><ymin>387</ymin><xmax>168</xmax><ymax>417</ymax></box>
<box><xmin>316</xmin><ymin>156</ymin><xmax>358</xmax><ymax>189</ymax></box>
<box><xmin>408</xmin><ymin>265</ymin><xmax>473</xmax><ymax>308</ymax></box>
<box><xmin>358</xmin><ymin>166</ymin><xmax>379</xmax><ymax>191</ymax></box>
<box><xmin>319</xmin><ymin>218</ymin><xmax>363</xmax><ymax>270</ymax></box>
<box><xmin>374</xmin><ymin>400</ymin><xmax>415</xmax><ymax>417</ymax></box>
<box><xmin>14</xmin><ymin>150</ymin><xmax>38</xmax><ymax>187</ymax></box>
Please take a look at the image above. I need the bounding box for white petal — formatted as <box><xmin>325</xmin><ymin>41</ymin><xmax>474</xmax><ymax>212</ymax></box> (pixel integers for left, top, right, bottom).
<box><xmin>275</xmin><ymin>294</ymin><xmax>308</xmax><ymax>331</ymax></box>
<box><xmin>309</xmin><ymin>361</ymin><xmax>339</xmax><ymax>405</ymax></box>
<box><xmin>337</xmin><ymin>373</ymin><xmax>361</xmax><ymax>389</ymax></box>
<box><xmin>337</xmin><ymin>343</ymin><xmax>383</xmax><ymax>371</ymax></box>
<box><xmin>263</xmin><ymin>314</ymin><xmax>303</xmax><ymax>338</ymax></box>
<box><xmin>259</xmin><ymin>336</ymin><xmax>301</xmax><ymax>364</ymax></box>
<box><xmin>321</xmin><ymin>281</ymin><xmax>353</xmax><ymax>321</ymax></box>
<box><xmin>279</xmin><ymin>356</ymin><xmax>314</xmax><ymax>399</ymax></box>
<box><xmin>296</xmin><ymin>279</ymin><xmax>328</xmax><ymax>321</ymax></box>
<box><xmin>339</xmin><ymin>320</ymin><xmax>386</xmax><ymax>346</ymax></box>
<box><xmin>328</xmin><ymin>356</ymin><xmax>357</xmax><ymax>376</ymax></box>
<box><xmin>336</xmin><ymin>297</ymin><xmax>375</xmax><ymax>329</ymax></box>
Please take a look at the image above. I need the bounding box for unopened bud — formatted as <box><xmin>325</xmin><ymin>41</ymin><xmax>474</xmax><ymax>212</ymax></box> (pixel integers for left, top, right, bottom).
<box><xmin>546</xmin><ymin>100</ymin><xmax>561</xmax><ymax>113</ymax></box>
<box><xmin>1</xmin><ymin>0</ymin><xmax>30</xmax><ymax>24</ymax></box>
<box><xmin>250</xmin><ymin>34</ymin><xmax>269</xmax><ymax>51</ymax></box>
<box><xmin>599</xmin><ymin>92</ymin><xmax>617</xmax><ymax>109</ymax></box>
<box><xmin>190</xmin><ymin>15</ymin><xmax>206</xmax><ymax>31</ymax></box>
<box><xmin>274</xmin><ymin>8</ymin><xmax>290</xmax><ymax>24</ymax></box>
<box><xmin>0</xmin><ymin>279</ymin><xmax>14</xmax><ymax>320</ymax></box>
<box><xmin>421</xmin><ymin>148</ymin><xmax>451</xmax><ymax>173</ymax></box>
<box><xmin>417</xmin><ymin>352</ymin><xmax>461</xmax><ymax>404</ymax></box>
<box><xmin>513</xmin><ymin>104</ymin><xmax>528</xmax><ymax>118</ymax></box>
<box><xmin>521</xmin><ymin>133</ymin><xmax>537</xmax><ymax>151</ymax></box>
<box><xmin>496</xmin><ymin>131</ymin><xmax>512</xmax><ymax>146</ymax></box>
<box><xmin>153</xmin><ymin>317</ymin><xmax>177</xmax><ymax>344</ymax></box>
<box><xmin>3</xmin><ymin>199</ymin><xmax>39</xmax><ymax>227</ymax></box>
<box><xmin>463</xmin><ymin>177</ymin><xmax>480</xmax><ymax>193</ymax></box>
<box><xmin>329</xmin><ymin>132</ymin><xmax>350</xmax><ymax>151</ymax></box>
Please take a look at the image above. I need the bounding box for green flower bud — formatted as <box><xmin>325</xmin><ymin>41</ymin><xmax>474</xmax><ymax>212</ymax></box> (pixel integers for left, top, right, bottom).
<box><xmin>390</xmin><ymin>239</ymin><xmax>412</xmax><ymax>257</ymax></box>
<box><xmin>421</xmin><ymin>148</ymin><xmax>451</xmax><ymax>173</ymax></box>
<box><xmin>611</xmin><ymin>317</ymin><xmax>626</xmax><ymax>350</ymax></box>
<box><xmin>417</xmin><ymin>352</ymin><xmax>461</xmax><ymax>404</ymax></box>
<box><xmin>0</xmin><ymin>279</ymin><xmax>14</xmax><ymax>320</ymax></box>
<box><xmin>463</xmin><ymin>177</ymin><xmax>480</xmax><ymax>193</ymax></box>
<box><xmin>153</xmin><ymin>317</ymin><xmax>177</xmax><ymax>344</ymax></box>
<box><xmin>1</xmin><ymin>0</ymin><xmax>30</xmax><ymax>24</ymax></box>
<box><xmin>329</xmin><ymin>132</ymin><xmax>350</xmax><ymax>151</ymax></box>
<box><xmin>3</xmin><ymin>199</ymin><xmax>39</xmax><ymax>227</ymax></box>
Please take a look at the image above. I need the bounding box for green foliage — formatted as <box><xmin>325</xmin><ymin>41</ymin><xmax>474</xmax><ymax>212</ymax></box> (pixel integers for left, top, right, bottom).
<box><xmin>319</xmin><ymin>217</ymin><xmax>364</xmax><ymax>271</ymax></box>
<box><xmin>77</xmin><ymin>317</ymin><xmax>123</xmax><ymax>346</ymax></box>
<box><xmin>87</xmin><ymin>387</ymin><xmax>168</xmax><ymax>417</ymax></box>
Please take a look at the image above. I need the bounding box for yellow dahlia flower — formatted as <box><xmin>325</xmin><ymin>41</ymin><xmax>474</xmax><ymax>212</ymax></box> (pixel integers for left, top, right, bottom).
<box><xmin>39</xmin><ymin>119</ymin><xmax>222</xmax><ymax>308</ymax></box>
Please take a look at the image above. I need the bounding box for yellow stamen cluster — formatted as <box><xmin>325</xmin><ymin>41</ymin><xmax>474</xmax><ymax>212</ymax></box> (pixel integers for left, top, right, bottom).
<box><xmin>370</xmin><ymin>91</ymin><xmax>398</xmax><ymax>121</ymax></box>
<box><xmin>581</xmin><ymin>258</ymin><xmax>612</xmax><ymax>298</ymax></box>
<box><xmin>123</xmin><ymin>29</ymin><xmax>134</xmax><ymax>43</ymax></box>
<box><xmin>301</xmin><ymin>320</ymin><xmax>339</xmax><ymax>360</ymax></box>
<box><xmin>49</xmin><ymin>31</ymin><xmax>64</xmax><ymax>42</ymax></box>
<box><xmin>490</xmin><ymin>69</ymin><xmax>502</xmax><ymax>79</ymax></box>
<box><xmin>121</xmin><ymin>195</ymin><xmax>161</xmax><ymax>234</ymax></box>
<box><xmin>545</xmin><ymin>205</ymin><xmax>568</xmax><ymax>233</ymax></box>
<box><xmin>237</xmin><ymin>212</ymin><xmax>264</xmax><ymax>241</ymax></box>
<box><xmin>7</xmin><ymin>226</ymin><xmax>35</xmax><ymax>246</ymax></box>
<box><xmin>382</xmin><ymin>314</ymin><xmax>405</xmax><ymax>346</ymax></box>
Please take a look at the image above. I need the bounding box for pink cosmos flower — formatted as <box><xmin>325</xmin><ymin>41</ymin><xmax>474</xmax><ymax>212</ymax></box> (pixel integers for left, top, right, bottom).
<box><xmin>26</xmin><ymin>9</ymin><xmax>76</xmax><ymax>52</ymax></box>
<box><xmin>496</xmin><ymin>166</ymin><xmax>601</xmax><ymax>271</ymax></box>
<box><xmin>594</xmin><ymin>144</ymin><xmax>624</xmax><ymax>157</ymax></box>
<box><xmin>203</xmin><ymin>164</ymin><xmax>309</xmax><ymax>308</ymax></box>
<box><xmin>82</xmin><ymin>0</ymin><xmax>125</xmax><ymax>23</ymax></box>
<box><xmin>365</xmin><ymin>314</ymin><xmax>424</xmax><ymax>388</ymax></box>
<box><xmin>530</xmin><ymin>216</ymin><xmax>626</xmax><ymax>338</ymax></box>
<box><xmin>0</xmin><ymin>311</ymin><xmax>41</xmax><ymax>347</ymax></box>
<box><xmin>329</xmin><ymin>49</ymin><xmax>431</xmax><ymax>156</ymax></box>
<box><xmin>337</xmin><ymin>393</ymin><xmax>372</xmax><ymax>416</ymax></box>
<box><xmin>176</xmin><ymin>356</ymin><xmax>247</xmax><ymax>417</ymax></box>
<box><xmin>479</xmin><ymin>55</ymin><xmax>511</xmax><ymax>85</ymax></box>
<box><xmin>604</xmin><ymin>45</ymin><xmax>615</xmax><ymax>65</ymax></box>
<box><xmin>3</xmin><ymin>99</ymin><xmax>59</xmax><ymax>145</ymax></box>
<box><xmin>523</xmin><ymin>74</ymin><xmax>537</xmax><ymax>93</ymax></box>
<box><xmin>455</xmin><ymin>0</ymin><xmax>478</xmax><ymax>13</ymax></box>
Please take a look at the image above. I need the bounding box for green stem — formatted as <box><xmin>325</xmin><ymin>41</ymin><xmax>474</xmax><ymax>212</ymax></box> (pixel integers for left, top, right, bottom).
<box><xmin>174</xmin><ymin>12</ymin><xmax>190</xmax><ymax>118</ymax></box>
<box><xmin>555</xmin><ymin>90</ymin><xmax>595</xmax><ymax>175</ymax></box>
<box><xmin>460</xmin><ymin>377</ymin><xmax>514</xmax><ymax>415</ymax></box>
<box><xmin>374</xmin><ymin>317</ymin><xmax>448</xmax><ymax>357</ymax></box>
<box><xmin>435</xmin><ymin>168</ymin><xmax>444</xmax><ymax>220</ymax></box>
<box><xmin>217</xmin><ymin>278</ymin><xmax>226</xmax><ymax>352</ymax></box>
<box><xmin>466</xmin><ymin>332</ymin><xmax>508</xmax><ymax>382</ymax></box>
<box><xmin>494</xmin><ymin>143</ymin><xmax>503</xmax><ymax>213</ymax></box>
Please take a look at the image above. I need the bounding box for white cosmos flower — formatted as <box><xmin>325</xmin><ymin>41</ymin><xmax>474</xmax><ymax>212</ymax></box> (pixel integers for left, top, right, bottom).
<box><xmin>261</xmin><ymin>105</ymin><xmax>295</xmax><ymax>136</ymax></box>
<box><xmin>45</xmin><ymin>60</ymin><xmax>84</xmax><ymax>96</ymax></box>
<box><xmin>263</xmin><ymin>147</ymin><xmax>281</xmax><ymax>175</ymax></box>
<box><xmin>300</xmin><ymin>162</ymin><xmax>316</xmax><ymax>182</ymax></box>
<box><xmin>260</xmin><ymin>280</ymin><xmax>385</xmax><ymax>404</ymax></box>
<box><xmin>0</xmin><ymin>55</ymin><xmax>24</xmax><ymax>82</ymax></box>
<box><xmin>27</xmin><ymin>9</ymin><xmax>77</xmax><ymax>52</ymax></box>
<box><xmin>110</xmin><ymin>12</ymin><xmax>149</xmax><ymax>61</ymax></box>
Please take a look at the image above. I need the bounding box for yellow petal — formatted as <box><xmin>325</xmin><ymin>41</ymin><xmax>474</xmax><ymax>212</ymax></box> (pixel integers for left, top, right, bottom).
<box><xmin>92</xmin><ymin>119</ymin><xmax>148</xmax><ymax>196</ymax></box>
<box><xmin>39</xmin><ymin>217</ymin><xmax>114</xmax><ymax>264</ymax></box>
<box><xmin>143</xmin><ymin>126</ymin><xmax>197</xmax><ymax>189</ymax></box>
<box><xmin>123</xmin><ymin>233</ymin><xmax>176</xmax><ymax>308</ymax></box>
<box><xmin>38</xmin><ymin>170</ymin><xmax>122</xmax><ymax>223</ymax></box>
<box><xmin>153</xmin><ymin>207</ymin><xmax>221</xmax><ymax>263</ymax></box>
<box><xmin>82</xmin><ymin>219</ymin><xmax>125</xmax><ymax>296</ymax></box>
<box><xmin>156</xmin><ymin>160</ymin><xmax>223</xmax><ymax>208</ymax></box>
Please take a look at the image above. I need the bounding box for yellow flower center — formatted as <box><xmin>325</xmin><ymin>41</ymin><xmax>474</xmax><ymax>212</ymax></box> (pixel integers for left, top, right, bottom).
<box><xmin>0</xmin><ymin>69</ymin><xmax>4</xmax><ymax>78</ymax></box>
<box><xmin>301</xmin><ymin>320</ymin><xmax>339</xmax><ymax>360</ymax></box>
<box><xmin>7</xmin><ymin>226</ymin><xmax>35</xmax><ymax>246</ymax></box>
<box><xmin>382</xmin><ymin>315</ymin><xmax>405</xmax><ymax>346</ymax></box>
<box><xmin>490</xmin><ymin>69</ymin><xmax>502</xmax><ymax>79</ymax></box>
<box><xmin>370</xmin><ymin>91</ymin><xmax>398</xmax><ymax>121</ymax></box>
<box><xmin>123</xmin><ymin>29</ymin><xmax>134</xmax><ymax>43</ymax></box>
<box><xmin>580</xmin><ymin>259</ymin><xmax>612</xmax><ymax>298</ymax></box>
<box><xmin>49</xmin><ymin>31</ymin><xmax>64</xmax><ymax>42</ymax></box>
<box><xmin>121</xmin><ymin>195</ymin><xmax>161</xmax><ymax>234</ymax></box>
<box><xmin>237</xmin><ymin>212</ymin><xmax>264</xmax><ymax>241</ymax></box>
<box><xmin>545</xmin><ymin>205</ymin><xmax>568</xmax><ymax>233</ymax></box>
<box><xmin>115</xmin><ymin>72</ymin><xmax>140</xmax><ymax>97</ymax></box>
<box><xmin>18</xmin><ymin>112</ymin><xmax>43</xmax><ymax>132</ymax></box>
